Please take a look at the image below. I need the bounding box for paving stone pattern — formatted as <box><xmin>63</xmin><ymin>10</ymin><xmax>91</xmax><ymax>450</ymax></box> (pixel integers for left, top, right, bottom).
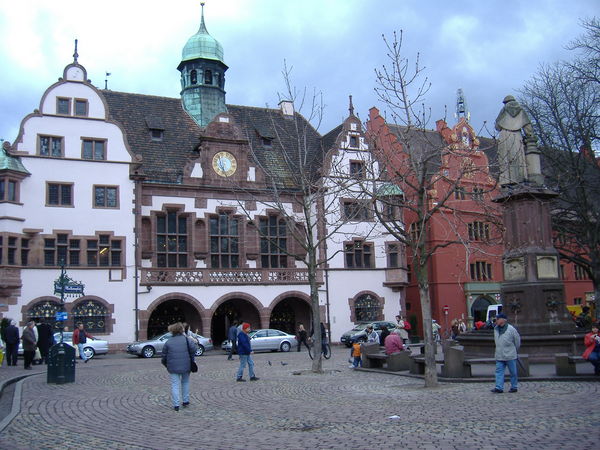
<box><xmin>0</xmin><ymin>348</ymin><xmax>598</xmax><ymax>449</ymax></box>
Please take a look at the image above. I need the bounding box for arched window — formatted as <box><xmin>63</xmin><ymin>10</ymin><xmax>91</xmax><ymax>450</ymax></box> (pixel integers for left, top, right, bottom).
<box><xmin>354</xmin><ymin>294</ymin><xmax>381</xmax><ymax>322</ymax></box>
<box><xmin>72</xmin><ymin>300</ymin><xmax>108</xmax><ymax>333</ymax></box>
<box><xmin>27</xmin><ymin>301</ymin><xmax>61</xmax><ymax>330</ymax></box>
<box><xmin>204</xmin><ymin>69</ymin><xmax>212</xmax><ymax>85</ymax></box>
<box><xmin>190</xmin><ymin>70</ymin><xmax>197</xmax><ymax>85</ymax></box>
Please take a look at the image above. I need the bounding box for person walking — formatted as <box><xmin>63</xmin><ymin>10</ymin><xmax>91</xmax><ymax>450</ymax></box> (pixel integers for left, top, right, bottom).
<box><xmin>236</xmin><ymin>322</ymin><xmax>258</xmax><ymax>382</ymax></box>
<box><xmin>227</xmin><ymin>321</ymin><xmax>238</xmax><ymax>360</ymax></box>
<box><xmin>491</xmin><ymin>313</ymin><xmax>521</xmax><ymax>393</ymax></box>
<box><xmin>36</xmin><ymin>322</ymin><xmax>54</xmax><ymax>364</ymax></box>
<box><xmin>161</xmin><ymin>322</ymin><xmax>197</xmax><ymax>411</ymax></box>
<box><xmin>296</xmin><ymin>324</ymin><xmax>310</xmax><ymax>352</ymax></box>
<box><xmin>4</xmin><ymin>320</ymin><xmax>20</xmax><ymax>366</ymax></box>
<box><xmin>583</xmin><ymin>323</ymin><xmax>600</xmax><ymax>375</ymax></box>
<box><xmin>73</xmin><ymin>323</ymin><xmax>95</xmax><ymax>363</ymax></box>
<box><xmin>22</xmin><ymin>321</ymin><xmax>37</xmax><ymax>370</ymax></box>
<box><xmin>396</xmin><ymin>318</ymin><xmax>410</xmax><ymax>347</ymax></box>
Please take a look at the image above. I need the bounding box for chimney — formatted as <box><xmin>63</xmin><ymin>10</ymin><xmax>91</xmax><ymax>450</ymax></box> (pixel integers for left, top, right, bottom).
<box><xmin>279</xmin><ymin>100</ymin><xmax>294</xmax><ymax>116</ymax></box>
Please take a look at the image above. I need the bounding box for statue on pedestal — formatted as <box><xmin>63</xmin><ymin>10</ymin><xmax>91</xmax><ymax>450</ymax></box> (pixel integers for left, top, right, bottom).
<box><xmin>495</xmin><ymin>95</ymin><xmax>543</xmax><ymax>186</ymax></box>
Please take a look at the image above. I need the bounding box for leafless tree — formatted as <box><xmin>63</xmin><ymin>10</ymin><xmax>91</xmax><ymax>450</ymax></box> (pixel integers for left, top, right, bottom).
<box><xmin>226</xmin><ymin>62</ymin><xmax>380</xmax><ymax>373</ymax></box>
<box><xmin>368</xmin><ymin>31</ymin><xmax>502</xmax><ymax>387</ymax></box>
<box><xmin>519</xmin><ymin>18</ymin><xmax>600</xmax><ymax>320</ymax></box>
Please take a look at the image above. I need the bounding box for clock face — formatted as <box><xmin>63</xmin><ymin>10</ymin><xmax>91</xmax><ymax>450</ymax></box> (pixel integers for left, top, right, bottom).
<box><xmin>212</xmin><ymin>151</ymin><xmax>237</xmax><ymax>177</ymax></box>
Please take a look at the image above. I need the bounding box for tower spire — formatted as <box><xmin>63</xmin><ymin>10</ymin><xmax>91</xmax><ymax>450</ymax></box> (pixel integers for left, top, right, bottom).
<box><xmin>73</xmin><ymin>39</ymin><xmax>79</xmax><ymax>63</ymax></box>
<box><xmin>199</xmin><ymin>2</ymin><xmax>208</xmax><ymax>33</ymax></box>
<box><xmin>348</xmin><ymin>95</ymin><xmax>354</xmax><ymax>116</ymax></box>
<box><xmin>455</xmin><ymin>88</ymin><xmax>470</xmax><ymax>122</ymax></box>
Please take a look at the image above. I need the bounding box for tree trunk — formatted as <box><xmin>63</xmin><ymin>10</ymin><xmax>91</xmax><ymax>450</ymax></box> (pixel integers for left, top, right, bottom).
<box><xmin>307</xmin><ymin>245</ymin><xmax>323</xmax><ymax>373</ymax></box>
<box><xmin>417</xmin><ymin>261</ymin><xmax>438</xmax><ymax>387</ymax></box>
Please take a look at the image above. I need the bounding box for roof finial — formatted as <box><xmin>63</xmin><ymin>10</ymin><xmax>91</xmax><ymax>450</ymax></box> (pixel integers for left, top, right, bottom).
<box><xmin>73</xmin><ymin>39</ymin><xmax>79</xmax><ymax>63</ymax></box>
<box><xmin>199</xmin><ymin>2</ymin><xmax>208</xmax><ymax>33</ymax></box>
<box><xmin>455</xmin><ymin>88</ymin><xmax>470</xmax><ymax>122</ymax></box>
<box><xmin>349</xmin><ymin>95</ymin><xmax>354</xmax><ymax>116</ymax></box>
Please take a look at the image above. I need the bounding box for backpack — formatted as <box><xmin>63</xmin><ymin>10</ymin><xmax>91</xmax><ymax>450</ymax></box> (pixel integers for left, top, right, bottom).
<box><xmin>403</xmin><ymin>321</ymin><xmax>411</xmax><ymax>331</ymax></box>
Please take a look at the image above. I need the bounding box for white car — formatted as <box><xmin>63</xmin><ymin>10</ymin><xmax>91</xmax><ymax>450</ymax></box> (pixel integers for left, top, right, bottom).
<box><xmin>19</xmin><ymin>331</ymin><xmax>109</xmax><ymax>359</ymax></box>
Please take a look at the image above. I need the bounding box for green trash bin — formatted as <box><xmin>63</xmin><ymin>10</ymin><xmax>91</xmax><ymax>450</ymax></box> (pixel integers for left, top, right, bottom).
<box><xmin>47</xmin><ymin>343</ymin><xmax>75</xmax><ymax>384</ymax></box>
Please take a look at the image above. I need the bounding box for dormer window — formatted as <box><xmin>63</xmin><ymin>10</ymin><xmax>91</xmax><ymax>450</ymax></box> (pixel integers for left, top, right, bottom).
<box><xmin>262</xmin><ymin>137</ymin><xmax>272</xmax><ymax>147</ymax></box>
<box><xmin>204</xmin><ymin>69</ymin><xmax>212</xmax><ymax>85</ymax></box>
<box><xmin>150</xmin><ymin>129</ymin><xmax>164</xmax><ymax>141</ymax></box>
<box><xmin>190</xmin><ymin>70</ymin><xmax>197</xmax><ymax>85</ymax></box>
<box><xmin>57</xmin><ymin>98</ymin><xmax>70</xmax><ymax>115</ymax></box>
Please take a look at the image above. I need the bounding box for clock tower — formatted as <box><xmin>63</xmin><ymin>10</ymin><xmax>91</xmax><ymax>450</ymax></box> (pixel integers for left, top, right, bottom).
<box><xmin>177</xmin><ymin>3</ymin><xmax>228</xmax><ymax>127</ymax></box>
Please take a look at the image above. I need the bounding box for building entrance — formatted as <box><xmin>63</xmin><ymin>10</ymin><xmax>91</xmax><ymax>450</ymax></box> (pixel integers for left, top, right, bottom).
<box><xmin>269</xmin><ymin>297</ymin><xmax>311</xmax><ymax>335</ymax></box>
<box><xmin>147</xmin><ymin>299</ymin><xmax>202</xmax><ymax>338</ymax></box>
<box><xmin>471</xmin><ymin>295</ymin><xmax>493</xmax><ymax>323</ymax></box>
<box><xmin>211</xmin><ymin>299</ymin><xmax>260</xmax><ymax>345</ymax></box>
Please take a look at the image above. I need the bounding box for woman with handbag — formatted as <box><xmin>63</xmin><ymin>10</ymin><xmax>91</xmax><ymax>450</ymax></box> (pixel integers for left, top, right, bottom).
<box><xmin>161</xmin><ymin>322</ymin><xmax>198</xmax><ymax>411</ymax></box>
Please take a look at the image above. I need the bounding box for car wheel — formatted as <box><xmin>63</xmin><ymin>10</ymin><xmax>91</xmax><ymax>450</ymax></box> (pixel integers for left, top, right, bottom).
<box><xmin>344</xmin><ymin>342</ymin><xmax>352</xmax><ymax>348</ymax></box>
<box><xmin>142</xmin><ymin>346</ymin><xmax>155</xmax><ymax>358</ymax></box>
<box><xmin>83</xmin><ymin>347</ymin><xmax>95</xmax><ymax>359</ymax></box>
<box><xmin>280</xmin><ymin>341</ymin><xmax>291</xmax><ymax>352</ymax></box>
<box><xmin>195</xmin><ymin>345</ymin><xmax>205</xmax><ymax>357</ymax></box>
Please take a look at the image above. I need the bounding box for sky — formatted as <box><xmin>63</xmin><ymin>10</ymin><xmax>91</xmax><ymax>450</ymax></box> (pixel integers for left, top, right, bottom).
<box><xmin>0</xmin><ymin>0</ymin><xmax>596</xmax><ymax>144</ymax></box>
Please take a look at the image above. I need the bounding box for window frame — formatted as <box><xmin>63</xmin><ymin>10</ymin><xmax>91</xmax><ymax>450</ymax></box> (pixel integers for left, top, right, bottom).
<box><xmin>349</xmin><ymin>160</ymin><xmax>365</xmax><ymax>179</ymax></box>
<box><xmin>38</xmin><ymin>135</ymin><xmax>64</xmax><ymax>158</ymax></box>
<box><xmin>258</xmin><ymin>215</ymin><xmax>288</xmax><ymax>268</ymax></box>
<box><xmin>81</xmin><ymin>138</ymin><xmax>106</xmax><ymax>160</ymax></box>
<box><xmin>156</xmin><ymin>211</ymin><xmax>190</xmax><ymax>268</ymax></box>
<box><xmin>469</xmin><ymin>261</ymin><xmax>493</xmax><ymax>281</ymax></box>
<box><xmin>0</xmin><ymin>177</ymin><xmax>20</xmax><ymax>203</ymax></box>
<box><xmin>209</xmin><ymin>212</ymin><xmax>240</xmax><ymax>269</ymax></box>
<box><xmin>74</xmin><ymin>98</ymin><xmax>88</xmax><ymax>117</ymax></box>
<box><xmin>56</xmin><ymin>97</ymin><xmax>71</xmax><ymax>115</ymax></box>
<box><xmin>93</xmin><ymin>185</ymin><xmax>119</xmax><ymax>209</ymax></box>
<box><xmin>342</xmin><ymin>199</ymin><xmax>372</xmax><ymax>222</ymax></box>
<box><xmin>344</xmin><ymin>240</ymin><xmax>374</xmax><ymax>269</ymax></box>
<box><xmin>46</xmin><ymin>182</ymin><xmax>74</xmax><ymax>207</ymax></box>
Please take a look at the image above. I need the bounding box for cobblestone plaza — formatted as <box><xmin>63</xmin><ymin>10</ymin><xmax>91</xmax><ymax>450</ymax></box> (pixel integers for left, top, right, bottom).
<box><xmin>1</xmin><ymin>347</ymin><xmax>598</xmax><ymax>449</ymax></box>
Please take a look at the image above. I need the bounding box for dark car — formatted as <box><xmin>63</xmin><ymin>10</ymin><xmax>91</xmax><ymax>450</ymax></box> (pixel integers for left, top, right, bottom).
<box><xmin>340</xmin><ymin>321</ymin><xmax>398</xmax><ymax>347</ymax></box>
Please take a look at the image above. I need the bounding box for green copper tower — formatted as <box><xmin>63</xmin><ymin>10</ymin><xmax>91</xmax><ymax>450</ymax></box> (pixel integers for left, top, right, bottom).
<box><xmin>178</xmin><ymin>3</ymin><xmax>228</xmax><ymax>127</ymax></box>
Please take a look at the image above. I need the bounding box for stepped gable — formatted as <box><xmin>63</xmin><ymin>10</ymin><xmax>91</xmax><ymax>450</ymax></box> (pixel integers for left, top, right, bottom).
<box><xmin>102</xmin><ymin>90</ymin><xmax>202</xmax><ymax>184</ymax></box>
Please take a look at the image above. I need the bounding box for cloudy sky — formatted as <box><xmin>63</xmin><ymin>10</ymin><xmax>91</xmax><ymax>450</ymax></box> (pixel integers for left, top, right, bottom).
<box><xmin>0</xmin><ymin>0</ymin><xmax>596</xmax><ymax>144</ymax></box>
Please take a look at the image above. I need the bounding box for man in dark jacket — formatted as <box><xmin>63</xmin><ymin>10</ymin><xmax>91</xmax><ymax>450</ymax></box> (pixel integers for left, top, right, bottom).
<box><xmin>4</xmin><ymin>320</ymin><xmax>20</xmax><ymax>366</ymax></box>
<box><xmin>37</xmin><ymin>322</ymin><xmax>54</xmax><ymax>364</ymax></box>
<box><xmin>227</xmin><ymin>321</ymin><xmax>238</xmax><ymax>360</ymax></box>
<box><xmin>22</xmin><ymin>321</ymin><xmax>37</xmax><ymax>370</ymax></box>
<box><xmin>236</xmin><ymin>323</ymin><xmax>258</xmax><ymax>382</ymax></box>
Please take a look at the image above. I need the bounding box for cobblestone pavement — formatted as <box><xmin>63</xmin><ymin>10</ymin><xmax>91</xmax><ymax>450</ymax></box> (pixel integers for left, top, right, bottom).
<box><xmin>1</xmin><ymin>347</ymin><xmax>599</xmax><ymax>449</ymax></box>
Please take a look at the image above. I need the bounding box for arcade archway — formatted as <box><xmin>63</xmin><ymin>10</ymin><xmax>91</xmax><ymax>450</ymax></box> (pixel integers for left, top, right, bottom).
<box><xmin>211</xmin><ymin>298</ymin><xmax>260</xmax><ymax>344</ymax></box>
<box><xmin>269</xmin><ymin>297</ymin><xmax>311</xmax><ymax>335</ymax></box>
<box><xmin>471</xmin><ymin>295</ymin><xmax>493</xmax><ymax>323</ymax></box>
<box><xmin>147</xmin><ymin>299</ymin><xmax>203</xmax><ymax>338</ymax></box>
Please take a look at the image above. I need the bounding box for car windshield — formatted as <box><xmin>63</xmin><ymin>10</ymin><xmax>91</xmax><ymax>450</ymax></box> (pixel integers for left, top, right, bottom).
<box><xmin>351</xmin><ymin>324</ymin><xmax>368</xmax><ymax>331</ymax></box>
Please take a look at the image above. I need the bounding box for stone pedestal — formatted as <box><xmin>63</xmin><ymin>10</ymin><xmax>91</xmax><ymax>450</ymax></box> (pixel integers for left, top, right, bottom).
<box><xmin>459</xmin><ymin>185</ymin><xmax>582</xmax><ymax>362</ymax></box>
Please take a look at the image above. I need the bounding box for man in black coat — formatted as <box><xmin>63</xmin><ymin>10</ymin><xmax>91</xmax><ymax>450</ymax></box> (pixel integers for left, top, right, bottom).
<box><xmin>37</xmin><ymin>322</ymin><xmax>55</xmax><ymax>364</ymax></box>
<box><xmin>3</xmin><ymin>320</ymin><xmax>20</xmax><ymax>366</ymax></box>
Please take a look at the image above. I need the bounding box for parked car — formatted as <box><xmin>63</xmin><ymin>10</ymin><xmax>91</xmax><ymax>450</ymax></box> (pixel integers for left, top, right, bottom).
<box><xmin>18</xmin><ymin>332</ymin><xmax>109</xmax><ymax>359</ymax></box>
<box><xmin>126</xmin><ymin>332</ymin><xmax>213</xmax><ymax>358</ymax></box>
<box><xmin>221</xmin><ymin>328</ymin><xmax>297</xmax><ymax>353</ymax></box>
<box><xmin>340</xmin><ymin>321</ymin><xmax>398</xmax><ymax>347</ymax></box>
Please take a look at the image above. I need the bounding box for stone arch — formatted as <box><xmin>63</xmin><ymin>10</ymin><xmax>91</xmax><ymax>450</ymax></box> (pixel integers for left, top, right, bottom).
<box><xmin>69</xmin><ymin>295</ymin><xmax>115</xmax><ymax>334</ymax></box>
<box><xmin>140</xmin><ymin>292</ymin><xmax>206</xmax><ymax>340</ymax></box>
<box><xmin>267</xmin><ymin>291</ymin><xmax>312</xmax><ymax>334</ymax></box>
<box><xmin>209</xmin><ymin>292</ymin><xmax>262</xmax><ymax>345</ymax></box>
<box><xmin>21</xmin><ymin>296</ymin><xmax>61</xmax><ymax>328</ymax></box>
<box><xmin>348</xmin><ymin>291</ymin><xmax>385</xmax><ymax>323</ymax></box>
<box><xmin>470</xmin><ymin>295</ymin><xmax>494</xmax><ymax>323</ymax></box>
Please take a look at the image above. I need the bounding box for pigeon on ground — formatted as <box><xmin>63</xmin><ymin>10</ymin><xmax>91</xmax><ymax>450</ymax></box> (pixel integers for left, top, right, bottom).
<box><xmin>281</xmin><ymin>361</ymin><xmax>288</xmax><ymax>366</ymax></box>
<box><xmin>268</xmin><ymin>361</ymin><xmax>272</xmax><ymax>366</ymax></box>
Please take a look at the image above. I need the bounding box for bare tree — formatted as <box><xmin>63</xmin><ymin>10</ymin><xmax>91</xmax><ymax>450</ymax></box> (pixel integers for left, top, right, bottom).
<box><xmin>367</xmin><ymin>31</ymin><xmax>502</xmax><ymax>387</ymax></box>
<box><xmin>519</xmin><ymin>18</ymin><xmax>600</xmax><ymax>320</ymax></box>
<box><xmin>225</xmin><ymin>63</ymin><xmax>380</xmax><ymax>373</ymax></box>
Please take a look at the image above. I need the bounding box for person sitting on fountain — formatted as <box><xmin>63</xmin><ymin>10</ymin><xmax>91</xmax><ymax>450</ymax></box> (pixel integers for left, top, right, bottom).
<box><xmin>583</xmin><ymin>323</ymin><xmax>600</xmax><ymax>376</ymax></box>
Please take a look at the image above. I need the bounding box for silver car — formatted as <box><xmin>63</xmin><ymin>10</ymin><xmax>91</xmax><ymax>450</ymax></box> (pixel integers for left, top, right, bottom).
<box><xmin>221</xmin><ymin>328</ymin><xmax>297</xmax><ymax>353</ymax></box>
<box><xmin>19</xmin><ymin>331</ymin><xmax>109</xmax><ymax>359</ymax></box>
<box><xmin>127</xmin><ymin>332</ymin><xmax>213</xmax><ymax>358</ymax></box>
